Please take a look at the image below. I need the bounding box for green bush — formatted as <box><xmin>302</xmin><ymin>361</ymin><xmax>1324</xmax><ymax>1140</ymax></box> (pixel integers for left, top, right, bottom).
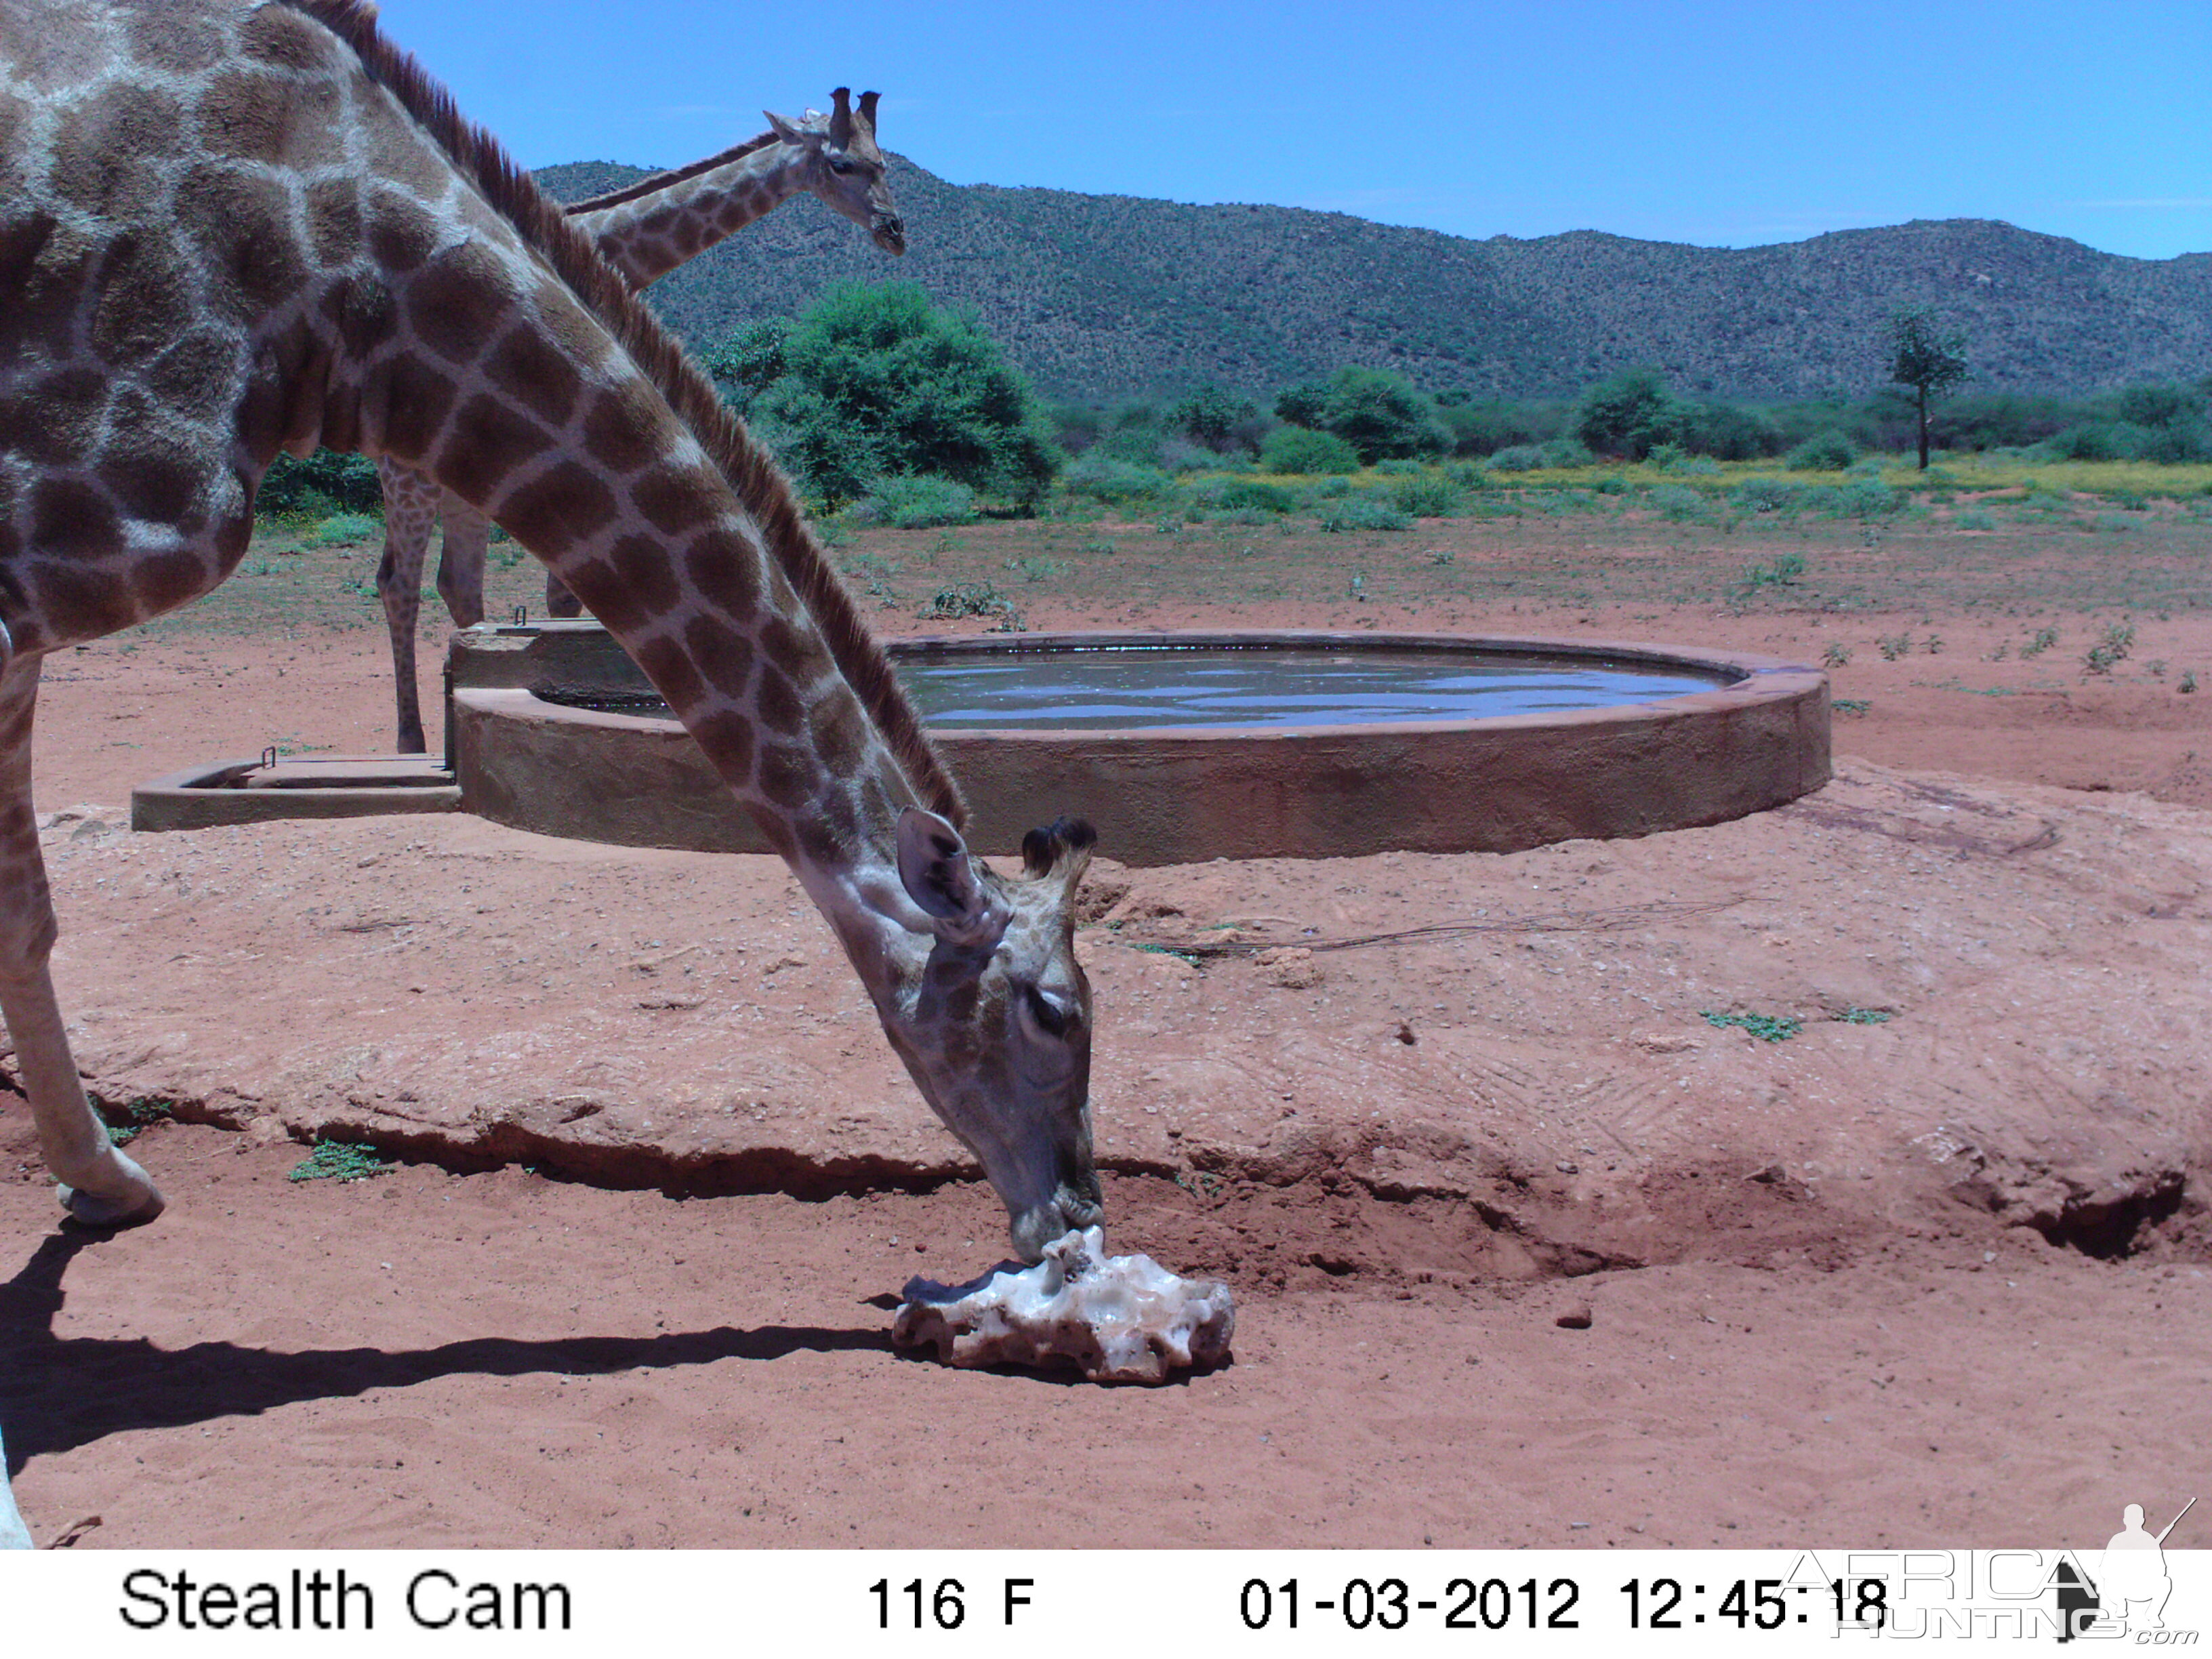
<box><xmin>859</xmin><ymin>474</ymin><xmax>977</xmax><ymax>529</ymax></box>
<box><xmin>2113</xmin><ymin>382</ymin><xmax>2205</xmax><ymax>428</ymax></box>
<box><xmin>1387</xmin><ymin>474</ymin><xmax>1462</xmax><ymax>516</ymax></box>
<box><xmin>1317</xmin><ymin>497</ymin><xmax>1412</xmax><ymax>532</ymax></box>
<box><xmin>258</xmin><ymin>451</ymin><xmax>382</xmax><ymax>518</ymax></box>
<box><xmin>1838</xmin><ymin>479</ymin><xmax>1902</xmax><ymax>517</ymax></box>
<box><xmin>1786</xmin><ymin>431</ymin><xmax>1857</xmax><ymax>470</ymax></box>
<box><xmin>1680</xmin><ymin>400</ymin><xmax>1785</xmax><ymax>460</ymax></box>
<box><xmin>1574</xmin><ymin>367</ymin><xmax>1683</xmax><ymax>460</ymax></box>
<box><xmin>1487</xmin><ymin>444</ymin><xmax>1545</xmax><ymax>472</ymax></box>
<box><xmin>1168</xmin><ymin>384</ymin><xmax>1263</xmax><ymax>454</ymax></box>
<box><xmin>1261</xmin><ymin>426</ymin><xmax>1361</xmax><ymax>475</ymax></box>
<box><xmin>1274</xmin><ymin>367</ymin><xmax>1448</xmax><ymax>463</ymax></box>
<box><xmin>753</xmin><ymin>281</ymin><xmax>1059</xmax><ymax>509</ymax></box>
<box><xmin>1060</xmin><ymin>455</ymin><xmax>1170</xmax><ymax>505</ymax></box>
<box><xmin>300</xmin><ymin>511</ymin><xmax>384</xmax><ymax>548</ymax></box>
<box><xmin>1645</xmin><ymin>484</ymin><xmax>1708</xmax><ymax>522</ymax></box>
<box><xmin>1212</xmin><ymin>478</ymin><xmax>1298</xmax><ymax>514</ymax></box>
<box><xmin>2045</xmin><ymin>422</ymin><xmax>2137</xmax><ymax>462</ymax></box>
<box><xmin>1732</xmin><ymin>477</ymin><xmax>1797</xmax><ymax>513</ymax></box>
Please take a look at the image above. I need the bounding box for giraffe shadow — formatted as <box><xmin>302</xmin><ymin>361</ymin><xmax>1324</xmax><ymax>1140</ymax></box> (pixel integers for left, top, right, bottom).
<box><xmin>0</xmin><ymin>1229</ymin><xmax>895</xmax><ymax>1473</ymax></box>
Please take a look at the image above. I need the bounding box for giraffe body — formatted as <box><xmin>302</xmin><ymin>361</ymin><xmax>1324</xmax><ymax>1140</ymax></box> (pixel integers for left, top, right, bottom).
<box><xmin>0</xmin><ymin>0</ymin><xmax>1102</xmax><ymax>1543</ymax></box>
<box><xmin>374</xmin><ymin>99</ymin><xmax>907</xmax><ymax>752</ymax></box>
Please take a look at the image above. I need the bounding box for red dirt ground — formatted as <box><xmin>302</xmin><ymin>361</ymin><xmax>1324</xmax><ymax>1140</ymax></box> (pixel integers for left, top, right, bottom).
<box><xmin>3</xmin><ymin>516</ymin><xmax>2209</xmax><ymax>1549</ymax></box>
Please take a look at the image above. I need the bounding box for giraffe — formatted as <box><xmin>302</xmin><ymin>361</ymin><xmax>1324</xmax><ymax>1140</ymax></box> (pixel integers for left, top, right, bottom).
<box><xmin>0</xmin><ymin>0</ymin><xmax>1104</xmax><ymax>1542</ymax></box>
<box><xmin>372</xmin><ymin>93</ymin><xmax>908</xmax><ymax>752</ymax></box>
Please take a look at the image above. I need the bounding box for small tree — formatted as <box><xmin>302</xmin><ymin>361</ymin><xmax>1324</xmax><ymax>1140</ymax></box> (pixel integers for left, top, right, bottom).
<box><xmin>701</xmin><ymin>318</ymin><xmax>790</xmax><ymax>417</ymax></box>
<box><xmin>1272</xmin><ymin>368</ymin><xmax>1445</xmax><ymax>464</ymax></box>
<box><xmin>1573</xmin><ymin>367</ymin><xmax>1682</xmax><ymax>461</ymax></box>
<box><xmin>1888</xmin><ymin>306</ymin><xmax>1969</xmax><ymax>470</ymax></box>
<box><xmin>750</xmin><ymin>281</ymin><xmax>1059</xmax><ymax>510</ymax></box>
<box><xmin>1168</xmin><ymin>383</ymin><xmax>1262</xmax><ymax>453</ymax></box>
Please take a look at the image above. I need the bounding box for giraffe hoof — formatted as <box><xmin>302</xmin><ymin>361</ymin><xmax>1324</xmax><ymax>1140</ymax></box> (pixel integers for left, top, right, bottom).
<box><xmin>58</xmin><ymin>1158</ymin><xmax>166</xmax><ymax>1229</ymax></box>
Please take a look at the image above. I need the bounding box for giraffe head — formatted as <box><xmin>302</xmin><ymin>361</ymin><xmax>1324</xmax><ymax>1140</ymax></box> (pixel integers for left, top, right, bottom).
<box><xmin>875</xmin><ymin>810</ymin><xmax>1103</xmax><ymax>1263</ymax></box>
<box><xmin>764</xmin><ymin>87</ymin><xmax>906</xmax><ymax>255</ymax></box>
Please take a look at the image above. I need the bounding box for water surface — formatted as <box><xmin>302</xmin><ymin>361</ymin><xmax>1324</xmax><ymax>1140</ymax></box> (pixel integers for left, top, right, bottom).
<box><xmin>542</xmin><ymin>646</ymin><xmax>1735</xmax><ymax>731</ymax></box>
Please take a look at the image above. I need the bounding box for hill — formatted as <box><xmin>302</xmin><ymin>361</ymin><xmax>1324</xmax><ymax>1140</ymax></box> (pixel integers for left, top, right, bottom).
<box><xmin>535</xmin><ymin>158</ymin><xmax>2212</xmax><ymax>403</ymax></box>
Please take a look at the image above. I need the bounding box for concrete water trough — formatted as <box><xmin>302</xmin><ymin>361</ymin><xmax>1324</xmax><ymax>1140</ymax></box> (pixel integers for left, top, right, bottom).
<box><xmin>442</xmin><ymin>622</ymin><xmax>1830</xmax><ymax>865</ymax></box>
<box><xmin>132</xmin><ymin>750</ymin><xmax>459</xmax><ymax>832</ymax></box>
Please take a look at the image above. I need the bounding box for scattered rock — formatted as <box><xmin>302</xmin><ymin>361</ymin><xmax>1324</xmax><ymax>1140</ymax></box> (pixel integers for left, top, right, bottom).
<box><xmin>1633</xmin><ymin>1031</ymin><xmax>1700</xmax><ymax>1054</ymax></box>
<box><xmin>1555</xmin><ymin>1303</ymin><xmax>1593</xmax><ymax>1330</ymax></box>
<box><xmin>1254</xmin><ymin>946</ymin><xmax>1323</xmax><ymax>989</ymax></box>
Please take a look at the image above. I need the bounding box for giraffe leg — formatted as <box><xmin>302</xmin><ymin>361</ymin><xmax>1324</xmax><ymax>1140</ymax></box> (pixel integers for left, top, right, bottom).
<box><xmin>0</xmin><ymin>1422</ymin><xmax>28</xmax><ymax>1550</ymax></box>
<box><xmin>434</xmin><ymin>493</ymin><xmax>489</xmax><ymax>630</ymax></box>
<box><xmin>0</xmin><ymin>659</ymin><xmax>163</xmax><ymax>1228</ymax></box>
<box><xmin>544</xmin><ymin>565</ymin><xmax>584</xmax><ymax>619</ymax></box>
<box><xmin>374</xmin><ymin>462</ymin><xmax>442</xmax><ymax>754</ymax></box>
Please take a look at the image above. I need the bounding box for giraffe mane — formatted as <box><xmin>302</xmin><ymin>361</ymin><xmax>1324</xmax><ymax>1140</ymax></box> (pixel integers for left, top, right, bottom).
<box><xmin>558</xmin><ymin>129</ymin><xmax>782</xmax><ymax>216</ymax></box>
<box><xmin>283</xmin><ymin>0</ymin><xmax>964</xmax><ymax>825</ymax></box>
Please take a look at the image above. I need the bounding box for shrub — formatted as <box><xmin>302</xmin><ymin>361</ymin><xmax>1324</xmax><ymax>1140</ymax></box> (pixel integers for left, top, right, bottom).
<box><xmin>1155</xmin><ymin>436</ymin><xmax>1219</xmax><ymax>473</ymax></box>
<box><xmin>1540</xmin><ymin>437</ymin><xmax>1595</xmax><ymax>467</ymax></box>
<box><xmin>1317</xmin><ymin>497</ymin><xmax>1412</xmax><ymax>533</ymax></box>
<box><xmin>1953</xmin><ymin>508</ymin><xmax>1996</xmax><ymax>530</ymax></box>
<box><xmin>1574</xmin><ymin>367</ymin><xmax>1683</xmax><ymax>460</ymax></box>
<box><xmin>2045</xmin><ymin>422</ymin><xmax>2137</xmax><ymax>462</ymax></box>
<box><xmin>1733</xmin><ymin>477</ymin><xmax>1797</xmax><ymax>514</ymax></box>
<box><xmin>1839</xmin><ymin>479</ymin><xmax>1902</xmax><ymax>517</ymax></box>
<box><xmin>1387</xmin><ymin>474</ymin><xmax>1462</xmax><ymax>517</ymax></box>
<box><xmin>2113</xmin><ymin>382</ymin><xmax>2204</xmax><ymax>429</ymax></box>
<box><xmin>1060</xmin><ymin>455</ymin><xmax>1170</xmax><ymax>505</ymax></box>
<box><xmin>1275</xmin><ymin>367</ymin><xmax>1448</xmax><ymax>463</ymax></box>
<box><xmin>1439</xmin><ymin>398</ymin><xmax>1564</xmax><ymax>457</ymax></box>
<box><xmin>1261</xmin><ymin>426</ymin><xmax>1361</xmax><ymax>475</ymax></box>
<box><xmin>700</xmin><ymin>318</ymin><xmax>789</xmax><ymax>415</ymax></box>
<box><xmin>300</xmin><ymin>511</ymin><xmax>384</xmax><ymax>548</ymax></box>
<box><xmin>1786</xmin><ymin>431</ymin><xmax>1857</xmax><ymax>470</ymax></box>
<box><xmin>1212</xmin><ymin>478</ymin><xmax>1298</xmax><ymax>514</ymax></box>
<box><xmin>1645</xmin><ymin>484</ymin><xmax>1708</xmax><ymax>522</ymax></box>
<box><xmin>1168</xmin><ymin>383</ymin><xmax>1263</xmax><ymax>453</ymax></box>
<box><xmin>859</xmin><ymin>474</ymin><xmax>977</xmax><ymax>529</ymax></box>
<box><xmin>2137</xmin><ymin>422</ymin><xmax>2211</xmax><ymax>463</ymax></box>
<box><xmin>1681</xmin><ymin>400</ymin><xmax>1785</xmax><ymax>460</ymax></box>
<box><xmin>258</xmin><ymin>451</ymin><xmax>382</xmax><ymax>518</ymax></box>
<box><xmin>756</xmin><ymin>280</ymin><xmax>1059</xmax><ymax>508</ymax></box>
<box><xmin>1487</xmin><ymin>444</ymin><xmax>1547</xmax><ymax>472</ymax></box>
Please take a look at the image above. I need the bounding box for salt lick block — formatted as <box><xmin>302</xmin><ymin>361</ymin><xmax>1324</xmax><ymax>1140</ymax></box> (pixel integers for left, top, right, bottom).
<box><xmin>893</xmin><ymin>1227</ymin><xmax>1235</xmax><ymax>1385</ymax></box>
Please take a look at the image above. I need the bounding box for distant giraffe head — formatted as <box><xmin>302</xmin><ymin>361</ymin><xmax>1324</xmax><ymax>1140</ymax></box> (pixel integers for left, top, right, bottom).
<box><xmin>762</xmin><ymin>87</ymin><xmax>904</xmax><ymax>254</ymax></box>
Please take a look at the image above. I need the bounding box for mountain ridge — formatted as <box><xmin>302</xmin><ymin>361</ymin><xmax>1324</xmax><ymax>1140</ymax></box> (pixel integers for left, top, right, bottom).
<box><xmin>533</xmin><ymin>158</ymin><xmax>2212</xmax><ymax>403</ymax></box>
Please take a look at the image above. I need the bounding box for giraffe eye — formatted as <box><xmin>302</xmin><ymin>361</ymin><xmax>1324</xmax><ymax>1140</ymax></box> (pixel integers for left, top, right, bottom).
<box><xmin>828</xmin><ymin>155</ymin><xmax>856</xmax><ymax>176</ymax></box>
<box><xmin>1023</xmin><ymin>986</ymin><xmax>1071</xmax><ymax>1040</ymax></box>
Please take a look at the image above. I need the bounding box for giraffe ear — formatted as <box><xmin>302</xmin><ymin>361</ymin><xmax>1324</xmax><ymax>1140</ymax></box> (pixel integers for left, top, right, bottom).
<box><xmin>764</xmin><ymin>109</ymin><xmax>808</xmax><ymax>146</ymax></box>
<box><xmin>897</xmin><ymin>808</ymin><xmax>992</xmax><ymax>934</ymax></box>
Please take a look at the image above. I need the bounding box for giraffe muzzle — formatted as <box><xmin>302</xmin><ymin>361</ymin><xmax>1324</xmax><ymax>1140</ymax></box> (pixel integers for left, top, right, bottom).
<box><xmin>872</xmin><ymin>215</ymin><xmax>907</xmax><ymax>255</ymax></box>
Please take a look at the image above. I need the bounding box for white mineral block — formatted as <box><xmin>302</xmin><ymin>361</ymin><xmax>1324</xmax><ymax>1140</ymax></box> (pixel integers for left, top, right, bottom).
<box><xmin>893</xmin><ymin>1227</ymin><xmax>1235</xmax><ymax>1384</ymax></box>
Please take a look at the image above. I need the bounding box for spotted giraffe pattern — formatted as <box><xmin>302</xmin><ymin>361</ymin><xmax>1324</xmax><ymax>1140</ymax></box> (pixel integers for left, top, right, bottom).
<box><xmin>371</xmin><ymin>97</ymin><xmax>906</xmax><ymax>752</ymax></box>
<box><xmin>0</xmin><ymin>0</ymin><xmax>1100</xmax><ymax>1340</ymax></box>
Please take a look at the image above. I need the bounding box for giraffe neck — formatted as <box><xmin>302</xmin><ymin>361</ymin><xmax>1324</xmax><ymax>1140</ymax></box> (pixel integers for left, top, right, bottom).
<box><xmin>571</xmin><ymin>139</ymin><xmax>808</xmax><ymax>289</ymax></box>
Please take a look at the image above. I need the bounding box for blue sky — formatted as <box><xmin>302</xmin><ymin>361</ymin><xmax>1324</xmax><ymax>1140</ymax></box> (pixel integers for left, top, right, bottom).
<box><xmin>373</xmin><ymin>1</ymin><xmax>2212</xmax><ymax>260</ymax></box>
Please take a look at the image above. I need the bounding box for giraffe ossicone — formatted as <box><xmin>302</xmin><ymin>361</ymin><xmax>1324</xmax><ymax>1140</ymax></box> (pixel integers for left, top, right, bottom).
<box><xmin>372</xmin><ymin>86</ymin><xmax>908</xmax><ymax>751</ymax></box>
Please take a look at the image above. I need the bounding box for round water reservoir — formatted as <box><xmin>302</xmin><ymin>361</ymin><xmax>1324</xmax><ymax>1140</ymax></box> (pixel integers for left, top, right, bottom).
<box><xmin>446</xmin><ymin>626</ymin><xmax>1830</xmax><ymax>865</ymax></box>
